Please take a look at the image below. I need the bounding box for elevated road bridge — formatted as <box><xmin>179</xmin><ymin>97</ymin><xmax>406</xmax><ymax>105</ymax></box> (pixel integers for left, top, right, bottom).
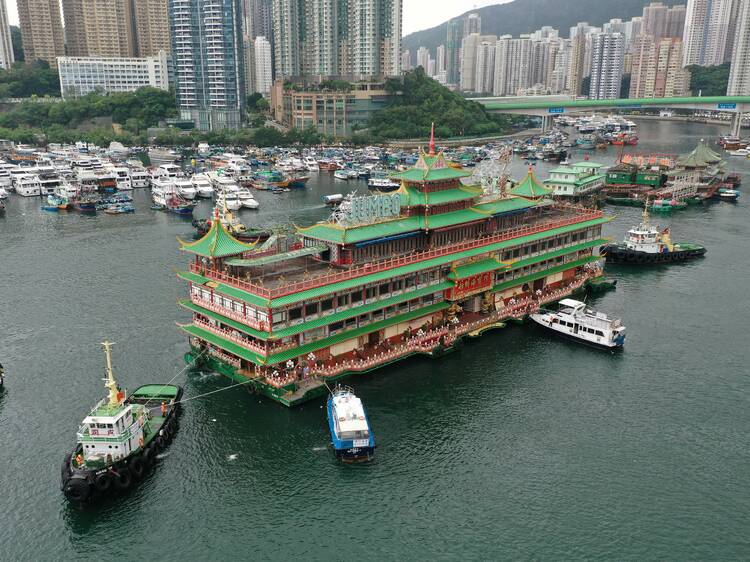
<box><xmin>471</xmin><ymin>95</ymin><xmax>750</xmax><ymax>136</ymax></box>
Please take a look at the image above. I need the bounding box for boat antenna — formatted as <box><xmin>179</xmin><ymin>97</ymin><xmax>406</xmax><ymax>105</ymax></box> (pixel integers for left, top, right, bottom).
<box><xmin>642</xmin><ymin>197</ymin><xmax>650</xmax><ymax>225</ymax></box>
<box><xmin>101</xmin><ymin>340</ymin><xmax>123</xmax><ymax>408</ymax></box>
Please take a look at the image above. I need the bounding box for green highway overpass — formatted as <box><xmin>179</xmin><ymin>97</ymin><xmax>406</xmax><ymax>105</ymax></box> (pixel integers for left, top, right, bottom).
<box><xmin>471</xmin><ymin>95</ymin><xmax>750</xmax><ymax>135</ymax></box>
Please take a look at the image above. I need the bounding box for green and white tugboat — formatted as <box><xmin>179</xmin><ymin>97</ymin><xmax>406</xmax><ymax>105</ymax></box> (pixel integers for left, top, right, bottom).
<box><xmin>61</xmin><ymin>341</ymin><xmax>183</xmax><ymax>504</ymax></box>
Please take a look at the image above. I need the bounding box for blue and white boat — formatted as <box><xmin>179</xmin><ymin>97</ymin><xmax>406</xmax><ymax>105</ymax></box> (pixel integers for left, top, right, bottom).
<box><xmin>327</xmin><ymin>386</ymin><xmax>375</xmax><ymax>462</ymax></box>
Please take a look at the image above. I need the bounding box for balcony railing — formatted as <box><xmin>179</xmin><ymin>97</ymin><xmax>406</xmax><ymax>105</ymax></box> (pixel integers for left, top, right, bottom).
<box><xmin>188</xmin><ymin>207</ymin><xmax>604</xmax><ymax>301</ymax></box>
<box><xmin>193</xmin><ymin>318</ymin><xmax>268</xmax><ymax>356</ymax></box>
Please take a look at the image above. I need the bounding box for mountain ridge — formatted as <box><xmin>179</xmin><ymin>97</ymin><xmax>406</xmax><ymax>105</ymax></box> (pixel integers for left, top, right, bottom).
<box><xmin>402</xmin><ymin>0</ymin><xmax>683</xmax><ymax>59</ymax></box>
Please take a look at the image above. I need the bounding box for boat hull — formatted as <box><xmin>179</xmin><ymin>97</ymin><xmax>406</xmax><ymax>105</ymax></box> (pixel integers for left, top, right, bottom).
<box><xmin>602</xmin><ymin>244</ymin><xmax>706</xmax><ymax>264</ymax></box>
<box><xmin>326</xmin><ymin>395</ymin><xmax>375</xmax><ymax>463</ymax></box>
<box><xmin>529</xmin><ymin>315</ymin><xmax>624</xmax><ymax>350</ymax></box>
<box><xmin>60</xmin><ymin>385</ymin><xmax>183</xmax><ymax>504</ymax></box>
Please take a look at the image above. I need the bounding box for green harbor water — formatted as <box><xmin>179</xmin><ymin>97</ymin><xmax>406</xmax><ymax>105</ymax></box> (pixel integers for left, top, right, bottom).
<box><xmin>1</xmin><ymin>120</ymin><xmax>749</xmax><ymax>560</ymax></box>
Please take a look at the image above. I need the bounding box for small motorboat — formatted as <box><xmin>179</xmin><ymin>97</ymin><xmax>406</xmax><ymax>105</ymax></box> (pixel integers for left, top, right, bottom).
<box><xmin>333</xmin><ymin>170</ymin><xmax>350</xmax><ymax>180</ymax></box>
<box><xmin>327</xmin><ymin>385</ymin><xmax>376</xmax><ymax>463</ymax></box>
<box><xmin>718</xmin><ymin>188</ymin><xmax>741</xmax><ymax>201</ymax></box>
<box><xmin>0</xmin><ymin>187</ymin><xmax>8</xmax><ymax>199</ymax></box>
<box><xmin>104</xmin><ymin>203</ymin><xmax>135</xmax><ymax>214</ymax></box>
<box><xmin>530</xmin><ymin>299</ymin><xmax>626</xmax><ymax>349</ymax></box>
<box><xmin>237</xmin><ymin>188</ymin><xmax>260</xmax><ymax>209</ymax></box>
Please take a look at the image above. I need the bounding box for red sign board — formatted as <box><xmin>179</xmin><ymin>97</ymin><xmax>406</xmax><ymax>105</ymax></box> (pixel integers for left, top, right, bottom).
<box><xmin>446</xmin><ymin>272</ymin><xmax>493</xmax><ymax>300</ymax></box>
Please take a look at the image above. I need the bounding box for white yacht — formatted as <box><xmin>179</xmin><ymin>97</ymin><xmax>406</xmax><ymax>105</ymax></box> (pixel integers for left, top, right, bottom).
<box><xmin>304</xmin><ymin>156</ymin><xmax>319</xmax><ymax>171</ymax></box>
<box><xmin>530</xmin><ymin>299</ymin><xmax>626</xmax><ymax>349</ymax></box>
<box><xmin>237</xmin><ymin>188</ymin><xmax>259</xmax><ymax>209</ymax></box>
<box><xmin>191</xmin><ymin>174</ymin><xmax>214</xmax><ymax>198</ymax></box>
<box><xmin>129</xmin><ymin>168</ymin><xmax>151</xmax><ymax>189</ymax></box>
<box><xmin>152</xmin><ymin>163</ymin><xmax>181</xmax><ymax>180</ymax></box>
<box><xmin>108</xmin><ymin>166</ymin><xmax>133</xmax><ymax>191</ymax></box>
<box><xmin>151</xmin><ymin>177</ymin><xmax>177</xmax><ymax>206</ymax></box>
<box><xmin>174</xmin><ymin>177</ymin><xmax>197</xmax><ymax>200</ymax></box>
<box><xmin>214</xmin><ymin>175</ymin><xmax>240</xmax><ymax>194</ymax></box>
<box><xmin>217</xmin><ymin>189</ymin><xmax>241</xmax><ymax>211</ymax></box>
<box><xmin>0</xmin><ymin>186</ymin><xmax>8</xmax><ymax>199</ymax></box>
<box><xmin>0</xmin><ymin>164</ymin><xmax>13</xmax><ymax>188</ymax></box>
<box><xmin>54</xmin><ymin>183</ymin><xmax>79</xmax><ymax>199</ymax></box>
<box><xmin>368</xmin><ymin>177</ymin><xmax>400</xmax><ymax>190</ymax></box>
<box><xmin>15</xmin><ymin>174</ymin><xmax>42</xmax><ymax>197</ymax></box>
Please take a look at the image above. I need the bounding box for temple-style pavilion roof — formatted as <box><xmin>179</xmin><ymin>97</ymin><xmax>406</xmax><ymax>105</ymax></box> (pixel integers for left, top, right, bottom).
<box><xmin>179</xmin><ymin>214</ymin><xmax>257</xmax><ymax>258</ymax></box>
<box><xmin>677</xmin><ymin>141</ymin><xmax>723</xmax><ymax>168</ymax></box>
<box><xmin>395</xmin><ymin>182</ymin><xmax>483</xmax><ymax>207</ymax></box>
<box><xmin>391</xmin><ymin>149</ymin><xmax>473</xmax><ymax>183</ymax></box>
<box><xmin>510</xmin><ymin>168</ymin><xmax>554</xmax><ymax>199</ymax></box>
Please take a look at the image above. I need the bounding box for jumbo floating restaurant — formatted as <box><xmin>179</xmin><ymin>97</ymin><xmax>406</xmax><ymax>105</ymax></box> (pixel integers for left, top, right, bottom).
<box><xmin>177</xmin><ymin>135</ymin><xmax>611</xmax><ymax>406</ymax></box>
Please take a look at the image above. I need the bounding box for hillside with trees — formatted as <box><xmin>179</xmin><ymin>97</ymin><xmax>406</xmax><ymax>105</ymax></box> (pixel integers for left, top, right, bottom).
<box><xmin>366</xmin><ymin>68</ymin><xmax>514</xmax><ymax>140</ymax></box>
<box><xmin>686</xmin><ymin>64</ymin><xmax>731</xmax><ymax>96</ymax></box>
<box><xmin>402</xmin><ymin>0</ymin><xmax>682</xmax><ymax>59</ymax></box>
<box><xmin>0</xmin><ymin>60</ymin><xmax>60</xmax><ymax>98</ymax></box>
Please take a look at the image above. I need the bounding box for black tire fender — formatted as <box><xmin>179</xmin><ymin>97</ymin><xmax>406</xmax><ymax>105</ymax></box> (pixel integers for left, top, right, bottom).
<box><xmin>113</xmin><ymin>467</ymin><xmax>132</xmax><ymax>490</ymax></box>
<box><xmin>129</xmin><ymin>456</ymin><xmax>146</xmax><ymax>480</ymax></box>
<box><xmin>94</xmin><ymin>472</ymin><xmax>113</xmax><ymax>492</ymax></box>
<box><xmin>64</xmin><ymin>478</ymin><xmax>91</xmax><ymax>503</ymax></box>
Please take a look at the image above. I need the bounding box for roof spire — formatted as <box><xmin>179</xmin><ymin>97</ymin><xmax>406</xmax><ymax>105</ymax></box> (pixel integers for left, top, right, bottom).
<box><xmin>428</xmin><ymin>122</ymin><xmax>436</xmax><ymax>156</ymax></box>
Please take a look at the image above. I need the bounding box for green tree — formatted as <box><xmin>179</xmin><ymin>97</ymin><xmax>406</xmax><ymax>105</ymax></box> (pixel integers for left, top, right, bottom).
<box><xmin>687</xmin><ymin>64</ymin><xmax>731</xmax><ymax>96</ymax></box>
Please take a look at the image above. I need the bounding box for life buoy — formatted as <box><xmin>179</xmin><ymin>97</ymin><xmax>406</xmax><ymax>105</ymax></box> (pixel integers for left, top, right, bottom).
<box><xmin>113</xmin><ymin>467</ymin><xmax>132</xmax><ymax>490</ymax></box>
<box><xmin>64</xmin><ymin>478</ymin><xmax>91</xmax><ymax>503</ymax></box>
<box><xmin>129</xmin><ymin>456</ymin><xmax>146</xmax><ymax>480</ymax></box>
<box><xmin>94</xmin><ymin>472</ymin><xmax>113</xmax><ymax>492</ymax></box>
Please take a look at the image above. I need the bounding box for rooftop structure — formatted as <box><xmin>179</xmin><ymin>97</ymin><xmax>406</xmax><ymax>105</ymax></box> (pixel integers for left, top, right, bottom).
<box><xmin>178</xmin><ymin>131</ymin><xmax>610</xmax><ymax>407</ymax></box>
<box><xmin>544</xmin><ymin>162</ymin><xmax>606</xmax><ymax>197</ymax></box>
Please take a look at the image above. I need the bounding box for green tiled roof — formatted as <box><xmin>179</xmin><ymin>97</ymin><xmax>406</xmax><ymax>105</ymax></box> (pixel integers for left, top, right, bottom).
<box><xmin>298</xmin><ymin>194</ymin><xmax>540</xmax><ymax>245</ymax></box>
<box><xmin>226</xmin><ymin>244</ymin><xmax>328</xmax><ymax>267</ymax></box>
<box><xmin>492</xmin><ymin>255</ymin><xmax>601</xmax><ymax>293</ymax></box>
<box><xmin>391</xmin><ymin>167</ymin><xmax>472</xmax><ymax>182</ymax></box>
<box><xmin>390</xmin><ymin>150</ymin><xmax>472</xmax><ymax>183</ymax></box>
<box><xmin>397</xmin><ymin>184</ymin><xmax>482</xmax><ymax>207</ymax></box>
<box><xmin>677</xmin><ymin>141</ymin><xmax>723</xmax><ymax>168</ymax></box>
<box><xmin>180</xmin><ymin>216</ymin><xmax>611</xmax><ymax>309</ymax></box>
<box><xmin>297</xmin><ymin>216</ymin><xmax>423</xmax><ymax>245</ymax></box>
<box><xmin>571</xmin><ymin>162</ymin><xmax>603</xmax><ymax>168</ymax></box>
<box><xmin>448</xmin><ymin>258</ymin><xmax>508</xmax><ymax>279</ymax></box>
<box><xmin>180</xmin><ymin>216</ymin><xmax>257</xmax><ymax>258</ymax></box>
<box><xmin>511</xmin><ymin>168</ymin><xmax>554</xmax><ymax>199</ymax></box>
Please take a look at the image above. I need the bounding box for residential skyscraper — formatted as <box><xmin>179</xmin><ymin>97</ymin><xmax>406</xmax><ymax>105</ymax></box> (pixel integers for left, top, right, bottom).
<box><xmin>254</xmin><ymin>36</ymin><xmax>273</xmax><ymax>95</ymax></box>
<box><xmin>345</xmin><ymin>0</ymin><xmax>402</xmax><ymax>78</ymax></box>
<box><xmin>17</xmin><ymin>0</ymin><xmax>65</xmax><ymax>67</ymax></box>
<box><xmin>474</xmin><ymin>35</ymin><xmax>497</xmax><ymax>93</ymax></box>
<box><xmin>445</xmin><ymin>19</ymin><xmax>462</xmax><ymax>85</ymax></box>
<box><xmin>727</xmin><ymin>0</ymin><xmax>750</xmax><ymax>94</ymax></box>
<box><xmin>665</xmin><ymin>5</ymin><xmax>687</xmax><ymax>38</ymax></box>
<box><xmin>566</xmin><ymin>32</ymin><xmax>587</xmax><ymax>96</ymax></box>
<box><xmin>169</xmin><ymin>0</ymin><xmax>246</xmax><ymax>130</ymax></box>
<box><xmin>642</xmin><ymin>2</ymin><xmax>669</xmax><ymax>39</ymax></box>
<box><xmin>589</xmin><ymin>32</ymin><xmax>624</xmax><ymax>100</ymax></box>
<box><xmin>303</xmin><ymin>0</ymin><xmax>341</xmax><ymax>77</ymax></box>
<box><xmin>459</xmin><ymin>33</ymin><xmax>480</xmax><ymax>91</ymax></box>
<box><xmin>630</xmin><ymin>36</ymin><xmax>690</xmax><ymax>97</ymax></box>
<box><xmin>683</xmin><ymin>0</ymin><xmax>738</xmax><ymax>66</ymax></box>
<box><xmin>493</xmin><ymin>34</ymin><xmax>533</xmax><ymax>96</ymax></box>
<box><xmin>272</xmin><ymin>0</ymin><xmax>302</xmax><ymax>77</ymax></box>
<box><xmin>464</xmin><ymin>13</ymin><xmax>481</xmax><ymax>36</ymax></box>
<box><xmin>132</xmin><ymin>0</ymin><xmax>172</xmax><ymax>56</ymax></box>
<box><xmin>416</xmin><ymin>46</ymin><xmax>430</xmax><ymax>70</ymax></box>
<box><xmin>0</xmin><ymin>0</ymin><xmax>14</xmax><ymax>69</ymax></box>
<box><xmin>435</xmin><ymin>44</ymin><xmax>446</xmax><ymax>75</ymax></box>
<box><xmin>62</xmin><ymin>0</ymin><xmax>135</xmax><ymax>57</ymax></box>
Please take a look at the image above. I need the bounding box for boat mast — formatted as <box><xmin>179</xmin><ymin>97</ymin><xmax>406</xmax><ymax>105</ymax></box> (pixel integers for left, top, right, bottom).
<box><xmin>101</xmin><ymin>341</ymin><xmax>122</xmax><ymax>408</ymax></box>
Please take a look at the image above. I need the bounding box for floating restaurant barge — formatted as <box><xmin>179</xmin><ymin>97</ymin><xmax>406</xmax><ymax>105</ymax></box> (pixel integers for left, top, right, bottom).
<box><xmin>177</xmin><ymin>136</ymin><xmax>610</xmax><ymax>407</ymax></box>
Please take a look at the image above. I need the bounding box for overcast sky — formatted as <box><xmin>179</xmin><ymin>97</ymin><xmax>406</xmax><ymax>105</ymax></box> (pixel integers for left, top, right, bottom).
<box><xmin>4</xmin><ymin>0</ymin><xmax>508</xmax><ymax>36</ymax></box>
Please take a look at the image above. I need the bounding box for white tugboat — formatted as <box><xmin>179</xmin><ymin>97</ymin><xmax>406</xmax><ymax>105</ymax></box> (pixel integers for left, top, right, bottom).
<box><xmin>60</xmin><ymin>341</ymin><xmax>182</xmax><ymax>504</ymax></box>
<box><xmin>530</xmin><ymin>299</ymin><xmax>626</xmax><ymax>349</ymax></box>
<box><xmin>602</xmin><ymin>205</ymin><xmax>706</xmax><ymax>264</ymax></box>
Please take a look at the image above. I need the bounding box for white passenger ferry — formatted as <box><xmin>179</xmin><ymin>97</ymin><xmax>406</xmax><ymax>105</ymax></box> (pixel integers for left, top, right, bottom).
<box><xmin>530</xmin><ymin>299</ymin><xmax>626</xmax><ymax>349</ymax></box>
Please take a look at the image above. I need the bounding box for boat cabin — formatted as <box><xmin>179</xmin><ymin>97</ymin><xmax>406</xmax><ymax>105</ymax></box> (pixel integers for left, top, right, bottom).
<box><xmin>78</xmin><ymin>403</ymin><xmax>145</xmax><ymax>464</ymax></box>
<box><xmin>332</xmin><ymin>393</ymin><xmax>370</xmax><ymax>441</ymax></box>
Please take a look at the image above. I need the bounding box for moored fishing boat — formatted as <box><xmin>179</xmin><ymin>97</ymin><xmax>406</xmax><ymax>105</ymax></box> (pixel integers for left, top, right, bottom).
<box><xmin>327</xmin><ymin>386</ymin><xmax>375</xmax><ymax>463</ymax></box>
<box><xmin>530</xmin><ymin>299</ymin><xmax>626</xmax><ymax>349</ymax></box>
<box><xmin>602</xmin><ymin>205</ymin><xmax>706</xmax><ymax>264</ymax></box>
<box><xmin>717</xmin><ymin>188</ymin><xmax>741</xmax><ymax>201</ymax></box>
<box><xmin>60</xmin><ymin>342</ymin><xmax>182</xmax><ymax>504</ymax></box>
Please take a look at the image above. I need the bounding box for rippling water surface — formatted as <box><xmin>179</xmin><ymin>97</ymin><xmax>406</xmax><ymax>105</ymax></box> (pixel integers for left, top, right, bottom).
<box><xmin>1</xmin><ymin>120</ymin><xmax>749</xmax><ymax>560</ymax></box>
